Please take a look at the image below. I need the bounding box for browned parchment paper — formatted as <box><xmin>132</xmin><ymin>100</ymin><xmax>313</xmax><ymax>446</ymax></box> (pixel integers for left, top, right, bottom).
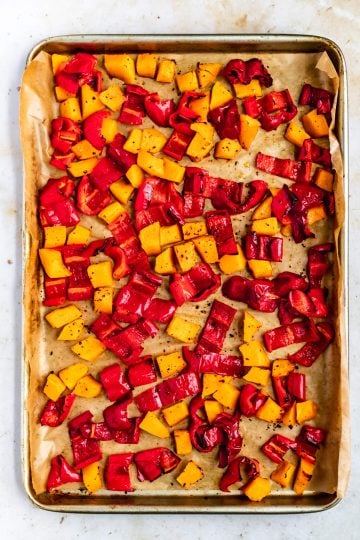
<box><xmin>20</xmin><ymin>47</ymin><xmax>349</xmax><ymax>500</ymax></box>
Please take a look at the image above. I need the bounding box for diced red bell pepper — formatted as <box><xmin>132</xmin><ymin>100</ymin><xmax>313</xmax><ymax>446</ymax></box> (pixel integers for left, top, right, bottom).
<box><xmin>68</xmin><ymin>411</ymin><xmax>102</xmax><ymax>469</ymax></box>
<box><xmin>127</xmin><ymin>357</ymin><xmax>157</xmax><ymax>387</ymax></box>
<box><xmin>288</xmin><ymin>289</ymin><xmax>315</xmax><ymax>316</ymax></box>
<box><xmin>134</xmin><ymin>447</ymin><xmax>180</xmax><ymax>482</ymax></box>
<box><xmin>39</xmin><ymin>177</ymin><xmax>80</xmax><ymax>227</ymax></box>
<box><xmin>272</xmin><ymin>376</ymin><xmax>294</xmax><ymax>409</ymax></box>
<box><xmin>288</xmin><ymin>321</ymin><xmax>334</xmax><ymax>367</ymax></box>
<box><xmin>107</xmin><ymin>214</ymin><xmax>151</xmax><ymax>270</ymax></box>
<box><xmin>43</xmin><ymin>276</ymin><xmax>67</xmax><ymax>306</ymax></box>
<box><xmin>46</xmin><ymin>455</ymin><xmax>82</xmax><ymax>491</ymax></box>
<box><xmin>278</xmin><ymin>298</ymin><xmax>297</xmax><ymax>325</ymax></box>
<box><xmin>287</xmin><ymin>372</ymin><xmax>306</xmax><ymax>401</ymax></box>
<box><xmin>188</xmin><ymin>395</ymin><xmax>223</xmax><ymax>453</ymax></box>
<box><xmin>219</xmin><ymin>456</ymin><xmax>260</xmax><ymax>492</ymax></box>
<box><xmin>295</xmin><ymin>425</ymin><xmax>327</xmax><ymax>464</ymax></box>
<box><xmin>113</xmin><ymin>270</ymin><xmax>162</xmax><ymax>324</ymax></box>
<box><xmin>298</xmin><ymin>139</ymin><xmax>332</xmax><ymax>169</ymax></box>
<box><xmin>142</xmin><ymin>298</ymin><xmax>177</xmax><ymax>324</ymax></box>
<box><xmin>307</xmin><ymin>288</ymin><xmax>329</xmax><ymax>318</ymax></box>
<box><xmin>83</xmin><ymin>110</ymin><xmax>110</xmax><ymax>150</ymax></box>
<box><xmin>113</xmin><ymin>417</ymin><xmax>142</xmax><ymax>444</ymax></box>
<box><xmin>271</xmin><ymin>185</ymin><xmax>294</xmax><ymax>225</ymax></box>
<box><xmin>76</xmin><ymin>175</ymin><xmax>112</xmax><ymax>216</ymax></box>
<box><xmin>261</xmin><ymin>434</ymin><xmax>297</xmax><ymax>464</ymax></box>
<box><xmin>133</xmin><ymin>386</ymin><xmax>162</xmax><ymax>412</ymax></box>
<box><xmin>239</xmin><ymin>384</ymin><xmax>267</xmax><ymax>416</ymax></box>
<box><xmin>103</xmin><ymin>398</ymin><xmax>133</xmax><ymax>430</ymax></box>
<box><xmin>169</xmin><ymin>97</ymin><xmax>200</xmax><ymax>135</ymax></box>
<box><xmin>90</xmin><ymin>156</ymin><xmax>122</xmax><ymax>191</ymax></box>
<box><xmin>118</xmin><ymin>84</ymin><xmax>149</xmax><ymax>125</ymax></box>
<box><xmin>55</xmin><ymin>52</ymin><xmax>98</xmax><ymax>93</ymax></box>
<box><xmin>215</xmin><ymin>412</ymin><xmax>243</xmax><ymax>467</ymax></box>
<box><xmin>107</xmin><ymin>133</ymin><xmax>137</xmax><ymax>174</ymax></box>
<box><xmin>169</xmin><ymin>263</ymin><xmax>221</xmax><ymax>306</ymax></box>
<box><xmin>263</xmin><ymin>319</ymin><xmax>319</xmax><ymax>352</ymax></box>
<box><xmin>208</xmin><ymin>99</ymin><xmax>240</xmax><ymax>140</ymax></box>
<box><xmin>144</xmin><ymin>92</ymin><xmax>175</xmax><ymax>127</ymax></box>
<box><xmin>67</xmin><ymin>264</ymin><xmax>93</xmax><ymax>301</ymax></box>
<box><xmin>307</xmin><ymin>243</ymin><xmax>334</xmax><ymax>288</ymax></box>
<box><xmin>80</xmin><ymin>421</ymin><xmax>114</xmax><ymax>441</ymax></box>
<box><xmin>222</xmin><ymin>58</ymin><xmax>273</xmax><ymax>87</ymax></box>
<box><xmin>103</xmin><ymin>242</ymin><xmax>131</xmax><ymax>279</ymax></box>
<box><xmin>183</xmin><ymin>192</ymin><xmax>205</xmax><ymax>217</ymax></box>
<box><xmin>51</xmin><ymin>117</ymin><xmax>81</xmax><ymax>154</ymax></box>
<box><xmin>134</xmin><ymin>372</ymin><xmax>200</xmax><ymax>412</ymax></box>
<box><xmin>195</xmin><ymin>299</ymin><xmax>236</xmax><ymax>355</ymax></box>
<box><xmin>244</xmin><ymin>89</ymin><xmax>297</xmax><ymax>131</ymax></box>
<box><xmin>105</xmin><ymin>453</ymin><xmax>134</xmax><ymax>491</ymax></box>
<box><xmin>234</xmin><ymin>180</ymin><xmax>268</xmax><ymax>214</ymax></box>
<box><xmin>222</xmin><ymin>275</ymin><xmax>278</xmax><ymax>312</ymax></box>
<box><xmin>50</xmin><ymin>152</ymin><xmax>77</xmax><ymax>171</ymax></box>
<box><xmin>299</xmin><ymin>83</ymin><xmax>334</xmax><ymax>114</ymax></box>
<box><xmin>40</xmin><ymin>394</ymin><xmax>76</xmax><ymax>427</ymax></box>
<box><xmin>163</xmin><ymin>130</ymin><xmax>194</xmax><ymax>161</ymax></box>
<box><xmin>99</xmin><ymin>363</ymin><xmax>131</xmax><ymax>402</ymax></box>
<box><xmin>205</xmin><ymin>210</ymin><xmax>237</xmax><ymax>256</ymax></box>
<box><xmin>183</xmin><ymin>347</ymin><xmax>244</xmax><ymax>378</ymax></box>
<box><xmin>245</xmin><ymin>232</ymin><xmax>283</xmax><ymax>262</ymax></box>
<box><xmin>273</xmin><ymin>271</ymin><xmax>308</xmax><ymax>298</ymax></box>
<box><xmin>256</xmin><ymin>152</ymin><xmax>312</xmax><ymax>183</ymax></box>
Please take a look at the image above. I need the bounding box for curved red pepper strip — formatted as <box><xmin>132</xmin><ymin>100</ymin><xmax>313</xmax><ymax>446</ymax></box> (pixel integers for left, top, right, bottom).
<box><xmin>40</xmin><ymin>394</ymin><xmax>76</xmax><ymax>427</ymax></box>
<box><xmin>288</xmin><ymin>321</ymin><xmax>334</xmax><ymax>367</ymax></box>
<box><xmin>264</xmin><ymin>319</ymin><xmax>319</xmax><ymax>352</ymax></box>
<box><xmin>261</xmin><ymin>434</ymin><xmax>297</xmax><ymax>464</ymax></box>
<box><xmin>144</xmin><ymin>92</ymin><xmax>175</xmax><ymax>127</ymax></box>
<box><xmin>134</xmin><ymin>447</ymin><xmax>180</xmax><ymax>482</ymax></box>
<box><xmin>239</xmin><ymin>384</ymin><xmax>267</xmax><ymax>417</ymax></box>
<box><xmin>46</xmin><ymin>455</ymin><xmax>81</xmax><ymax>491</ymax></box>
<box><xmin>272</xmin><ymin>376</ymin><xmax>294</xmax><ymax>409</ymax></box>
<box><xmin>299</xmin><ymin>83</ymin><xmax>334</xmax><ymax>114</ymax></box>
<box><xmin>189</xmin><ymin>396</ymin><xmax>223</xmax><ymax>453</ymax></box>
<box><xmin>219</xmin><ymin>456</ymin><xmax>260</xmax><ymax>492</ymax></box>
<box><xmin>222</xmin><ymin>58</ymin><xmax>273</xmax><ymax>87</ymax></box>
<box><xmin>208</xmin><ymin>99</ymin><xmax>240</xmax><ymax>140</ymax></box>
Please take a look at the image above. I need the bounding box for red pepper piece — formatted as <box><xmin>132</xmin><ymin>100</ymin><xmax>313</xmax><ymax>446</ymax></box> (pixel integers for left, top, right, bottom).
<box><xmin>183</xmin><ymin>166</ymin><xmax>212</xmax><ymax>197</ymax></box>
<box><xmin>113</xmin><ymin>270</ymin><xmax>162</xmax><ymax>324</ymax></box>
<box><xmin>80</xmin><ymin>421</ymin><xmax>114</xmax><ymax>441</ymax></box>
<box><xmin>233</xmin><ymin>180</ymin><xmax>268</xmax><ymax>214</ymax></box>
<box><xmin>307</xmin><ymin>243</ymin><xmax>333</xmax><ymax>288</ymax></box>
<box><xmin>143</xmin><ymin>298</ymin><xmax>177</xmax><ymax>324</ymax></box>
<box><xmin>55</xmin><ymin>52</ymin><xmax>98</xmax><ymax>93</ymax></box>
<box><xmin>215</xmin><ymin>412</ymin><xmax>243</xmax><ymax>468</ymax></box>
<box><xmin>50</xmin><ymin>152</ymin><xmax>77</xmax><ymax>171</ymax></box>
<box><xmin>272</xmin><ymin>376</ymin><xmax>294</xmax><ymax>409</ymax></box>
<box><xmin>134</xmin><ymin>372</ymin><xmax>200</xmax><ymax>412</ymax></box>
<box><xmin>99</xmin><ymin>363</ymin><xmax>131</xmax><ymax>402</ymax></box>
<box><xmin>307</xmin><ymin>288</ymin><xmax>329</xmax><ymax>318</ymax></box>
<box><xmin>288</xmin><ymin>321</ymin><xmax>334</xmax><ymax>367</ymax></box>
<box><xmin>163</xmin><ymin>130</ymin><xmax>194</xmax><ymax>161</ymax></box>
<box><xmin>271</xmin><ymin>185</ymin><xmax>293</xmax><ymax>226</ymax></box>
<box><xmin>239</xmin><ymin>384</ymin><xmax>267</xmax><ymax>416</ymax></box>
<box><xmin>107</xmin><ymin>133</ymin><xmax>137</xmax><ymax>174</ymax></box>
<box><xmin>169</xmin><ymin>263</ymin><xmax>221</xmax><ymax>306</ymax></box>
<box><xmin>287</xmin><ymin>372</ymin><xmax>306</xmax><ymax>401</ymax></box>
<box><xmin>133</xmin><ymin>386</ymin><xmax>162</xmax><ymax>412</ymax></box>
<box><xmin>40</xmin><ymin>394</ymin><xmax>76</xmax><ymax>427</ymax></box>
<box><xmin>105</xmin><ymin>453</ymin><xmax>134</xmax><ymax>491</ymax></box>
<box><xmin>295</xmin><ymin>425</ymin><xmax>327</xmax><ymax>464</ymax></box>
<box><xmin>46</xmin><ymin>455</ymin><xmax>82</xmax><ymax>491</ymax></box>
<box><xmin>39</xmin><ymin>177</ymin><xmax>80</xmax><ymax>227</ymax></box>
<box><xmin>144</xmin><ymin>92</ymin><xmax>175</xmax><ymax>127</ymax></box>
<box><xmin>188</xmin><ymin>396</ymin><xmax>223</xmax><ymax>453</ymax></box>
<box><xmin>103</xmin><ymin>398</ymin><xmax>133</xmax><ymax>430</ymax></box>
<box><xmin>273</xmin><ymin>271</ymin><xmax>308</xmax><ymax>298</ymax></box>
<box><xmin>76</xmin><ymin>175</ymin><xmax>112</xmax><ymax>216</ymax></box>
<box><xmin>127</xmin><ymin>357</ymin><xmax>157</xmax><ymax>387</ymax></box>
<box><xmin>108</xmin><ymin>213</ymin><xmax>150</xmax><ymax>270</ymax></box>
<box><xmin>256</xmin><ymin>152</ymin><xmax>312</xmax><ymax>183</ymax></box>
<box><xmin>89</xmin><ymin>156</ymin><xmax>122</xmax><ymax>191</ymax></box>
<box><xmin>298</xmin><ymin>139</ymin><xmax>332</xmax><ymax>169</ymax></box>
<box><xmin>288</xmin><ymin>289</ymin><xmax>315</xmax><ymax>316</ymax></box>
<box><xmin>68</xmin><ymin>411</ymin><xmax>102</xmax><ymax>469</ymax></box>
<box><xmin>183</xmin><ymin>192</ymin><xmax>205</xmax><ymax>217</ymax></box>
<box><xmin>195</xmin><ymin>299</ymin><xmax>236</xmax><ymax>355</ymax></box>
<box><xmin>219</xmin><ymin>456</ymin><xmax>260</xmax><ymax>492</ymax></box>
<box><xmin>118</xmin><ymin>84</ymin><xmax>149</xmax><ymax>125</ymax></box>
<box><xmin>245</xmin><ymin>232</ymin><xmax>283</xmax><ymax>262</ymax></box>
<box><xmin>43</xmin><ymin>276</ymin><xmax>67</xmax><ymax>306</ymax></box>
<box><xmin>278</xmin><ymin>298</ymin><xmax>298</xmax><ymax>325</ymax></box>
<box><xmin>103</xmin><ymin>243</ymin><xmax>131</xmax><ymax>279</ymax></box>
<box><xmin>208</xmin><ymin>99</ymin><xmax>240</xmax><ymax>140</ymax></box>
<box><xmin>261</xmin><ymin>434</ymin><xmax>297</xmax><ymax>464</ymax></box>
<box><xmin>222</xmin><ymin>275</ymin><xmax>278</xmax><ymax>312</ymax></box>
<box><xmin>134</xmin><ymin>447</ymin><xmax>180</xmax><ymax>482</ymax></box>
<box><xmin>113</xmin><ymin>417</ymin><xmax>141</xmax><ymax>444</ymax></box>
<box><xmin>244</xmin><ymin>89</ymin><xmax>297</xmax><ymax>131</ymax></box>
<box><xmin>183</xmin><ymin>347</ymin><xmax>244</xmax><ymax>378</ymax></box>
<box><xmin>299</xmin><ymin>83</ymin><xmax>334</xmax><ymax>114</ymax></box>
<box><xmin>169</xmin><ymin>95</ymin><xmax>200</xmax><ymax>135</ymax></box>
<box><xmin>83</xmin><ymin>110</ymin><xmax>110</xmax><ymax>150</ymax></box>
<box><xmin>51</xmin><ymin>117</ymin><xmax>81</xmax><ymax>154</ymax></box>
<box><xmin>263</xmin><ymin>319</ymin><xmax>319</xmax><ymax>352</ymax></box>
<box><xmin>67</xmin><ymin>265</ymin><xmax>93</xmax><ymax>301</ymax></box>
<box><xmin>205</xmin><ymin>210</ymin><xmax>237</xmax><ymax>256</ymax></box>
<box><xmin>222</xmin><ymin>58</ymin><xmax>273</xmax><ymax>87</ymax></box>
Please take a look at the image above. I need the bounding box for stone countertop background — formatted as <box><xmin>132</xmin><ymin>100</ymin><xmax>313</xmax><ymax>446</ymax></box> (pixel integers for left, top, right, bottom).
<box><xmin>2</xmin><ymin>0</ymin><xmax>359</xmax><ymax>538</ymax></box>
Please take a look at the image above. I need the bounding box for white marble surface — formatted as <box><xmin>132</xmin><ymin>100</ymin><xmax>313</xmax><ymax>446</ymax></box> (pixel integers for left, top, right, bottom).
<box><xmin>1</xmin><ymin>0</ymin><xmax>359</xmax><ymax>538</ymax></box>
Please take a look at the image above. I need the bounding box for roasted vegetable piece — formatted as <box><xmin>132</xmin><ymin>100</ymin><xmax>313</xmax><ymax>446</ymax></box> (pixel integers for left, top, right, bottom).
<box><xmin>263</xmin><ymin>319</ymin><xmax>319</xmax><ymax>352</ymax></box>
<box><xmin>195</xmin><ymin>299</ymin><xmax>236</xmax><ymax>355</ymax></box>
<box><xmin>288</xmin><ymin>321</ymin><xmax>334</xmax><ymax>367</ymax></box>
<box><xmin>99</xmin><ymin>363</ymin><xmax>131</xmax><ymax>402</ymax></box>
<box><xmin>261</xmin><ymin>434</ymin><xmax>297</xmax><ymax>464</ymax></box>
<box><xmin>105</xmin><ymin>453</ymin><xmax>134</xmax><ymax>491</ymax></box>
<box><xmin>219</xmin><ymin>455</ymin><xmax>260</xmax><ymax>492</ymax></box>
<box><xmin>134</xmin><ymin>372</ymin><xmax>200</xmax><ymax>412</ymax></box>
<box><xmin>40</xmin><ymin>394</ymin><xmax>76</xmax><ymax>427</ymax></box>
<box><xmin>68</xmin><ymin>411</ymin><xmax>102</xmax><ymax>469</ymax></box>
<box><xmin>222</xmin><ymin>275</ymin><xmax>278</xmax><ymax>312</ymax></box>
<box><xmin>46</xmin><ymin>454</ymin><xmax>81</xmax><ymax>491</ymax></box>
<box><xmin>299</xmin><ymin>83</ymin><xmax>334</xmax><ymax>114</ymax></box>
<box><xmin>256</xmin><ymin>152</ymin><xmax>312</xmax><ymax>183</ymax></box>
<box><xmin>134</xmin><ymin>447</ymin><xmax>180</xmax><ymax>482</ymax></box>
<box><xmin>244</xmin><ymin>89</ymin><xmax>297</xmax><ymax>131</ymax></box>
<box><xmin>222</xmin><ymin>58</ymin><xmax>273</xmax><ymax>87</ymax></box>
<box><xmin>239</xmin><ymin>384</ymin><xmax>267</xmax><ymax>416</ymax></box>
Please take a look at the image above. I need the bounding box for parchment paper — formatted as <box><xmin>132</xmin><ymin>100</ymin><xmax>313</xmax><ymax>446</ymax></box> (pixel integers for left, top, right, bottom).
<box><xmin>20</xmin><ymin>47</ymin><xmax>349</xmax><ymax>500</ymax></box>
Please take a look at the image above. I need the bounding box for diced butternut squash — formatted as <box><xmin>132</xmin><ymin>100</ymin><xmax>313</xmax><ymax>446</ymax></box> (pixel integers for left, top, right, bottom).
<box><xmin>243</xmin><ymin>311</ymin><xmax>262</xmax><ymax>342</ymax></box>
<box><xmin>188</xmin><ymin>92</ymin><xmax>210</xmax><ymax>121</ymax></box>
<box><xmin>72</xmin><ymin>139</ymin><xmax>101</xmax><ymax>160</ymax></box>
<box><xmin>213</xmin><ymin>382</ymin><xmax>240</xmax><ymax>409</ymax></box>
<box><xmin>176</xmin><ymin>461</ymin><xmax>204</xmax><ymax>488</ymax></box>
<box><xmin>242</xmin><ymin>476</ymin><xmax>271</xmax><ymax>501</ymax></box>
<box><xmin>162</xmin><ymin>157</ymin><xmax>186</xmax><ymax>184</ymax></box>
<box><xmin>302</xmin><ymin>108</ymin><xmax>329</xmax><ymax>138</ymax></box>
<box><xmin>243</xmin><ymin>367</ymin><xmax>270</xmax><ymax>387</ymax></box>
<box><xmin>98</xmin><ymin>201</ymin><xmax>127</xmax><ymax>224</ymax></box>
<box><xmin>173</xmin><ymin>241</ymin><xmax>201</xmax><ymax>272</ymax></box>
<box><xmin>57</xmin><ymin>318</ymin><xmax>85</xmax><ymax>341</ymax></box>
<box><xmin>55</xmin><ymin>86</ymin><xmax>74</xmax><ymax>102</ymax></box>
<box><xmin>160</xmin><ymin>224</ymin><xmax>182</xmax><ymax>247</ymax></box>
<box><xmin>186</xmin><ymin>132</ymin><xmax>214</xmax><ymax>162</ymax></box>
<box><xmin>99</xmin><ymin>84</ymin><xmax>125</xmax><ymax>112</ymax></box>
<box><xmin>94</xmin><ymin>287</ymin><xmax>113</xmax><ymax>315</ymax></box>
<box><xmin>58</xmin><ymin>362</ymin><xmax>89</xmax><ymax>390</ymax></box>
<box><xmin>154</xmin><ymin>247</ymin><xmax>177</xmax><ymax>274</ymax></box>
<box><xmin>272</xmin><ymin>359</ymin><xmax>295</xmax><ymax>378</ymax></box>
<box><xmin>43</xmin><ymin>373</ymin><xmax>66</xmax><ymax>401</ymax></box>
<box><xmin>44</xmin><ymin>225</ymin><xmax>67</xmax><ymax>248</ymax></box>
<box><xmin>82</xmin><ymin>462</ymin><xmax>103</xmax><ymax>494</ymax></box>
<box><xmin>156</xmin><ymin>351</ymin><xmax>187</xmax><ymax>379</ymax></box>
<box><xmin>174</xmin><ymin>429</ymin><xmax>192</xmax><ymax>455</ymax></box>
<box><xmin>239</xmin><ymin>114</ymin><xmax>261</xmax><ymax>150</ymax></box>
<box><xmin>71</xmin><ymin>335</ymin><xmax>106</xmax><ymax>361</ymax></box>
<box><xmin>239</xmin><ymin>340</ymin><xmax>270</xmax><ymax>367</ymax></box>
<box><xmin>256</xmin><ymin>397</ymin><xmax>283</xmax><ymax>423</ymax></box>
<box><xmin>293</xmin><ymin>458</ymin><xmax>315</xmax><ymax>495</ymax></box>
<box><xmin>137</xmin><ymin>150</ymin><xmax>165</xmax><ymax>177</ymax></box>
<box><xmin>214</xmin><ymin>138</ymin><xmax>241</xmax><ymax>159</ymax></box>
<box><xmin>271</xmin><ymin>460</ymin><xmax>296</xmax><ymax>488</ymax></box>
<box><xmin>60</xmin><ymin>97</ymin><xmax>82</xmax><ymax>122</ymax></box>
<box><xmin>140</xmin><ymin>128</ymin><xmax>167</xmax><ymax>153</ymax></box>
<box><xmin>68</xmin><ymin>157</ymin><xmax>98</xmax><ymax>178</ymax></box>
<box><xmin>136</xmin><ymin>53</ymin><xmax>158</xmax><ymax>78</ymax></box>
<box><xmin>138</xmin><ymin>221</ymin><xmax>161</xmax><ymax>256</ymax></box>
<box><xmin>282</xmin><ymin>402</ymin><xmax>297</xmax><ymax>428</ymax></box>
<box><xmin>204</xmin><ymin>400</ymin><xmax>224</xmax><ymax>423</ymax></box>
<box><xmin>252</xmin><ymin>196</ymin><xmax>273</xmax><ymax>220</ymax></box>
<box><xmin>285</xmin><ymin>121</ymin><xmax>310</xmax><ymax>147</ymax></box>
<box><xmin>123</xmin><ymin>128</ymin><xmax>143</xmax><ymax>154</ymax></box>
<box><xmin>45</xmin><ymin>304</ymin><xmax>82</xmax><ymax>329</ymax></box>
<box><xmin>87</xmin><ymin>261</ymin><xmax>113</xmax><ymax>288</ymax></box>
<box><xmin>109</xmin><ymin>179</ymin><xmax>134</xmax><ymax>205</ymax></box>
<box><xmin>281</xmin><ymin>224</ymin><xmax>292</xmax><ymax>237</ymax></box>
<box><xmin>73</xmin><ymin>375</ymin><xmax>102</xmax><ymax>398</ymax></box>
<box><xmin>81</xmin><ymin>84</ymin><xmax>104</xmax><ymax>119</ymax></box>
<box><xmin>202</xmin><ymin>373</ymin><xmax>232</xmax><ymax>398</ymax></box>
<box><xmin>234</xmin><ymin>80</ymin><xmax>263</xmax><ymax>99</ymax></box>
<box><xmin>104</xmin><ymin>54</ymin><xmax>136</xmax><ymax>84</ymax></box>
<box><xmin>313</xmin><ymin>168</ymin><xmax>334</xmax><ymax>192</ymax></box>
<box><xmin>251</xmin><ymin>217</ymin><xmax>280</xmax><ymax>236</ymax></box>
<box><xmin>176</xmin><ymin>71</ymin><xmax>199</xmax><ymax>93</ymax></box>
<box><xmin>192</xmin><ymin>235</ymin><xmax>219</xmax><ymax>264</ymax></box>
<box><xmin>166</xmin><ymin>316</ymin><xmax>201</xmax><ymax>344</ymax></box>
<box><xmin>307</xmin><ymin>204</ymin><xmax>327</xmax><ymax>225</ymax></box>
<box><xmin>191</xmin><ymin>122</ymin><xmax>215</xmax><ymax>140</ymax></box>
<box><xmin>162</xmin><ymin>401</ymin><xmax>189</xmax><ymax>426</ymax></box>
<box><xmin>51</xmin><ymin>53</ymin><xmax>69</xmax><ymax>74</ymax></box>
<box><xmin>126</xmin><ymin>163</ymin><xmax>145</xmax><ymax>188</ymax></box>
<box><xmin>209</xmin><ymin>81</ymin><xmax>233</xmax><ymax>110</ymax></box>
<box><xmin>218</xmin><ymin>243</ymin><xmax>246</xmax><ymax>274</ymax></box>
<box><xmin>140</xmin><ymin>412</ymin><xmax>170</xmax><ymax>438</ymax></box>
<box><xmin>296</xmin><ymin>400</ymin><xmax>317</xmax><ymax>424</ymax></box>
<box><xmin>156</xmin><ymin>58</ymin><xmax>176</xmax><ymax>83</ymax></box>
<box><xmin>67</xmin><ymin>224</ymin><xmax>91</xmax><ymax>245</ymax></box>
<box><xmin>39</xmin><ymin>248</ymin><xmax>71</xmax><ymax>278</ymax></box>
<box><xmin>196</xmin><ymin>62</ymin><xmax>222</xmax><ymax>88</ymax></box>
<box><xmin>101</xmin><ymin>118</ymin><xmax>118</xmax><ymax>144</ymax></box>
<box><xmin>182</xmin><ymin>221</ymin><xmax>207</xmax><ymax>240</ymax></box>
<box><xmin>248</xmin><ymin>259</ymin><xmax>273</xmax><ymax>279</ymax></box>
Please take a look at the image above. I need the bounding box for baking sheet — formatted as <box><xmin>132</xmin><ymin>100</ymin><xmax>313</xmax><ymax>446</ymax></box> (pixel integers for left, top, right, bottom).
<box><xmin>20</xmin><ymin>35</ymin><xmax>349</xmax><ymax>512</ymax></box>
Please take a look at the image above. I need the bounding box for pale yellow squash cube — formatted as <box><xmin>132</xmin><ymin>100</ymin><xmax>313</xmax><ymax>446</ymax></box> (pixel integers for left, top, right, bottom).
<box><xmin>98</xmin><ymin>201</ymin><xmax>127</xmax><ymax>224</ymax></box>
<box><xmin>140</xmin><ymin>128</ymin><xmax>167</xmax><ymax>153</ymax></box>
<box><xmin>156</xmin><ymin>59</ymin><xmax>176</xmax><ymax>83</ymax></box>
<box><xmin>138</xmin><ymin>221</ymin><xmax>161</xmax><ymax>256</ymax></box>
<box><xmin>99</xmin><ymin>84</ymin><xmax>125</xmax><ymax>112</ymax></box>
<box><xmin>213</xmin><ymin>382</ymin><xmax>240</xmax><ymax>409</ymax></box>
<box><xmin>101</xmin><ymin>118</ymin><xmax>118</xmax><ymax>144</ymax></box>
<box><xmin>140</xmin><ymin>412</ymin><xmax>170</xmax><ymax>438</ymax></box>
<box><xmin>166</xmin><ymin>316</ymin><xmax>201</xmax><ymax>344</ymax></box>
<box><xmin>71</xmin><ymin>335</ymin><xmax>107</xmax><ymax>362</ymax></box>
<box><xmin>104</xmin><ymin>54</ymin><xmax>136</xmax><ymax>84</ymax></box>
<box><xmin>173</xmin><ymin>241</ymin><xmax>201</xmax><ymax>272</ymax></box>
<box><xmin>57</xmin><ymin>318</ymin><xmax>85</xmax><ymax>341</ymax></box>
<box><xmin>156</xmin><ymin>351</ymin><xmax>187</xmax><ymax>379</ymax></box>
<box><xmin>39</xmin><ymin>249</ymin><xmax>71</xmax><ymax>278</ymax></box>
<box><xmin>136</xmin><ymin>53</ymin><xmax>158</xmax><ymax>78</ymax></box>
<box><xmin>162</xmin><ymin>401</ymin><xmax>189</xmax><ymax>427</ymax></box>
<box><xmin>45</xmin><ymin>304</ymin><xmax>82</xmax><ymax>329</ymax></box>
<box><xmin>243</xmin><ymin>311</ymin><xmax>262</xmax><ymax>342</ymax></box>
<box><xmin>251</xmin><ymin>217</ymin><xmax>280</xmax><ymax>236</ymax></box>
<box><xmin>174</xmin><ymin>430</ymin><xmax>192</xmax><ymax>455</ymax></box>
<box><xmin>126</xmin><ymin>164</ymin><xmax>145</xmax><ymax>188</ymax></box>
<box><xmin>209</xmin><ymin>81</ymin><xmax>233</xmax><ymax>110</ymax></box>
<box><xmin>87</xmin><ymin>261</ymin><xmax>113</xmax><ymax>288</ymax></box>
<box><xmin>137</xmin><ymin>150</ymin><xmax>165</xmax><ymax>177</ymax></box>
<box><xmin>196</xmin><ymin>62</ymin><xmax>222</xmax><ymax>88</ymax></box>
<box><xmin>162</xmin><ymin>157</ymin><xmax>186</xmax><ymax>184</ymax></box>
<box><xmin>81</xmin><ymin>84</ymin><xmax>104</xmax><ymax>119</ymax></box>
<box><xmin>176</xmin><ymin>461</ymin><xmax>204</xmax><ymax>488</ymax></box>
<box><xmin>60</xmin><ymin>97</ymin><xmax>82</xmax><ymax>122</ymax></box>
<box><xmin>58</xmin><ymin>362</ymin><xmax>89</xmax><ymax>390</ymax></box>
<box><xmin>68</xmin><ymin>157</ymin><xmax>99</xmax><ymax>178</ymax></box>
<box><xmin>109</xmin><ymin>179</ymin><xmax>134</xmax><ymax>205</ymax></box>
<box><xmin>234</xmin><ymin>80</ymin><xmax>262</xmax><ymax>99</ymax></box>
<box><xmin>43</xmin><ymin>373</ymin><xmax>66</xmax><ymax>402</ymax></box>
<box><xmin>44</xmin><ymin>225</ymin><xmax>67</xmax><ymax>248</ymax></box>
<box><xmin>82</xmin><ymin>461</ymin><xmax>103</xmax><ymax>494</ymax></box>
<box><xmin>51</xmin><ymin>53</ymin><xmax>69</xmax><ymax>74</ymax></box>
<box><xmin>72</xmin><ymin>140</ymin><xmax>101</xmax><ymax>160</ymax></box>
<box><xmin>214</xmin><ymin>138</ymin><xmax>241</xmax><ymax>160</ymax></box>
<box><xmin>176</xmin><ymin>71</ymin><xmax>199</xmax><ymax>93</ymax></box>
<box><xmin>239</xmin><ymin>340</ymin><xmax>270</xmax><ymax>367</ymax></box>
<box><xmin>94</xmin><ymin>287</ymin><xmax>113</xmax><ymax>315</ymax></box>
<box><xmin>74</xmin><ymin>375</ymin><xmax>102</xmax><ymax>398</ymax></box>
<box><xmin>67</xmin><ymin>224</ymin><xmax>91</xmax><ymax>245</ymax></box>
